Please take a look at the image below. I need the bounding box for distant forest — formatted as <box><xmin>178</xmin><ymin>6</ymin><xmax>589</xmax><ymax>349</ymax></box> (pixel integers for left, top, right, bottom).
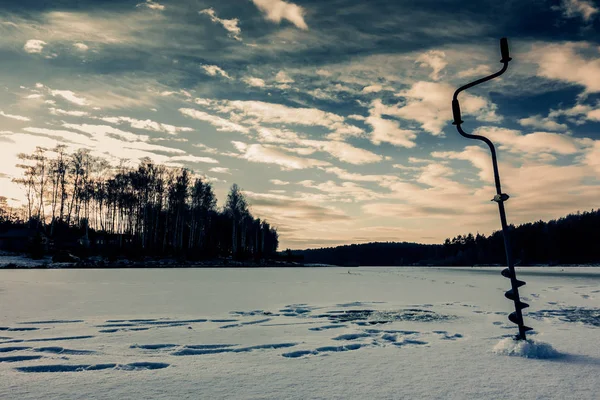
<box><xmin>0</xmin><ymin>146</ymin><xmax>278</xmax><ymax>260</ymax></box>
<box><xmin>293</xmin><ymin>209</ymin><xmax>600</xmax><ymax>266</ymax></box>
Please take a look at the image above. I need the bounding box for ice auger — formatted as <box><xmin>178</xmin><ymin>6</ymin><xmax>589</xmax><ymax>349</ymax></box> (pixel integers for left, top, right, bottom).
<box><xmin>451</xmin><ymin>38</ymin><xmax>533</xmax><ymax>340</ymax></box>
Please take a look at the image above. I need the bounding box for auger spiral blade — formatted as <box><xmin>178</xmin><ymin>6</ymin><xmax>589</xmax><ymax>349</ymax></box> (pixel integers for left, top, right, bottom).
<box><xmin>501</xmin><ymin>268</ymin><xmax>512</xmax><ymax>278</ymax></box>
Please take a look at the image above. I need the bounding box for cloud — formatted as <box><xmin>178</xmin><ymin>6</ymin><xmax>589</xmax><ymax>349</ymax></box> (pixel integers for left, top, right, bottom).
<box><xmin>275</xmin><ymin>71</ymin><xmax>294</xmax><ymax>83</ymax></box>
<box><xmin>63</xmin><ymin>123</ymin><xmax>149</xmax><ymax>142</ymax></box>
<box><xmin>202</xmin><ymin>65</ymin><xmax>232</xmax><ymax>79</ymax></box>
<box><xmin>416</xmin><ymin>50</ymin><xmax>447</xmax><ymax>80</ymax></box>
<box><xmin>397</xmin><ymin>81</ymin><xmax>500</xmax><ymax>135</ymax></box>
<box><xmin>209</xmin><ymin>167</ymin><xmax>231</xmax><ymax>174</ymax></box>
<box><xmin>270</xmin><ymin>179</ymin><xmax>290</xmax><ymax>185</ymax></box>
<box><xmin>518</xmin><ymin>115</ymin><xmax>568</xmax><ymax>131</ymax></box>
<box><xmin>547</xmin><ymin>102</ymin><xmax>600</xmax><ymax>124</ymax></box>
<box><xmin>179</xmin><ymin>108</ymin><xmax>250</xmax><ymax>134</ymax></box>
<box><xmin>23</xmin><ymin>127</ymin><xmax>91</xmax><ymax>145</ymax></box>
<box><xmin>168</xmin><ymin>155</ymin><xmax>219</xmax><ymax>164</ymax></box>
<box><xmin>242</xmin><ymin>77</ymin><xmax>267</xmax><ymax>87</ymax></box>
<box><xmin>244</xmin><ymin>192</ymin><xmax>350</xmax><ymax>223</ymax></box>
<box><xmin>49</xmin><ymin>108</ymin><xmax>89</xmax><ymax>117</ymax></box>
<box><xmin>472</xmin><ymin>127</ymin><xmax>584</xmax><ymax>156</ymax></box>
<box><xmin>5</xmin><ymin>11</ymin><xmax>165</xmax><ymax>46</ymax></box>
<box><xmin>324</xmin><ymin>167</ymin><xmax>399</xmax><ymax>185</ymax></box>
<box><xmin>431</xmin><ymin>146</ymin><xmax>600</xmax><ymax>223</ymax></box>
<box><xmin>528</xmin><ymin>42</ymin><xmax>600</xmax><ymax>93</ymax></box>
<box><xmin>99</xmin><ymin>116</ymin><xmax>193</xmax><ymax>135</ymax></box>
<box><xmin>297</xmin><ymin>140</ymin><xmax>382</xmax><ymax>165</ymax></box>
<box><xmin>251</xmin><ymin>0</ymin><xmax>308</xmax><ymax>30</ymax></box>
<box><xmin>556</xmin><ymin>0</ymin><xmax>598</xmax><ymax>22</ymax></box>
<box><xmin>298</xmin><ymin>180</ymin><xmax>382</xmax><ymax>202</ymax></box>
<box><xmin>193</xmin><ymin>98</ymin><xmax>362</xmax><ymax>139</ymax></box>
<box><xmin>365</xmin><ymin>100</ymin><xmax>417</xmax><ymax>148</ymax></box>
<box><xmin>137</xmin><ymin>1</ymin><xmax>165</xmax><ymax>11</ymax></box>
<box><xmin>583</xmin><ymin>140</ymin><xmax>600</xmax><ymax>174</ymax></box>
<box><xmin>231</xmin><ymin>141</ymin><xmax>330</xmax><ymax>170</ymax></box>
<box><xmin>23</xmin><ymin>39</ymin><xmax>46</xmax><ymax>53</ymax></box>
<box><xmin>200</xmin><ymin>8</ymin><xmax>242</xmax><ymax>41</ymax></box>
<box><xmin>362</xmin><ymin>85</ymin><xmax>383</xmax><ymax>94</ymax></box>
<box><xmin>456</xmin><ymin>65</ymin><xmax>492</xmax><ymax>79</ymax></box>
<box><xmin>73</xmin><ymin>43</ymin><xmax>89</xmax><ymax>51</ymax></box>
<box><xmin>254</xmin><ymin>127</ymin><xmax>381</xmax><ymax>165</ymax></box>
<box><xmin>50</xmin><ymin>90</ymin><xmax>89</xmax><ymax>106</ymax></box>
<box><xmin>0</xmin><ymin>111</ymin><xmax>30</xmax><ymax>121</ymax></box>
<box><xmin>193</xmin><ymin>143</ymin><xmax>220</xmax><ymax>154</ymax></box>
<box><xmin>17</xmin><ymin>124</ymin><xmax>187</xmax><ymax>164</ymax></box>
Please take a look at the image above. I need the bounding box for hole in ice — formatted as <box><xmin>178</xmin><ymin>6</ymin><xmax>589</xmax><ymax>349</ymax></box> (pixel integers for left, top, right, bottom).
<box><xmin>493</xmin><ymin>338</ymin><xmax>560</xmax><ymax>359</ymax></box>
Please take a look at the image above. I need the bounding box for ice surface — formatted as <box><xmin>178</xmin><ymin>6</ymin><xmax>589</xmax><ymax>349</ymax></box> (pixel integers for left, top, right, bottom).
<box><xmin>0</xmin><ymin>266</ymin><xmax>599</xmax><ymax>399</ymax></box>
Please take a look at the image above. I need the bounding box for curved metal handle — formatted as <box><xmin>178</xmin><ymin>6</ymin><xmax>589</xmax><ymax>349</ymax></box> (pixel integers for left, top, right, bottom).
<box><xmin>452</xmin><ymin>38</ymin><xmax>511</xmax><ymax>129</ymax></box>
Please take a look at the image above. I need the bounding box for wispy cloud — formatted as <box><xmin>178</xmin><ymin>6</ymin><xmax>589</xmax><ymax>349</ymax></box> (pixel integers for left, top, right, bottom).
<box><xmin>232</xmin><ymin>141</ymin><xmax>330</xmax><ymax>170</ymax></box>
<box><xmin>50</xmin><ymin>90</ymin><xmax>89</xmax><ymax>106</ymax></box>
<box><xmin>202</xmin><ymin>65</ymin><xmax>232</xmax><ymax>79</ymax></box>
<box><xmin>137</xmin><ymin>0</ymin><xmax>166</xmax><ymax>11</ymax></box>
<box><xmin>416</xmin><ymin>50</ymin><xmax>447</xmax><ymax>81</ymax></box>
<box><xmin>518</xmin><ymin>115</ymin><xmax>568</xmax><ymax>131</ymax></box>
<box><xmin>200</xmin><ymin>8</ymin><xmax>242</xmax><ymax>41</ymax></box>
<box><xmin>209</xmin><ymin>167</ymin><xmax>231</xmax><ymax>174</ymax></box>
<box><xmin>251</xmin><ymin>0</ymin><xmax>308</xmax><ymax>30</ymax></box>
<box><xmin>0</xmin><ymin>111</ymin><xmax>30</xmax><ymax>121</ymax></box>
<box><xmin>242</xmin><ymin>76</ymin><xmax>267</xmax><ymax>87</ymax></box>
<box><xmin>179</xmin><ymin>108</ymin><xmax>250</xmax><ymax>134</ymax></box>
<box><xmin>99</xmin><ymin>116</ymin><xmax>193</xmax><ymax>135</ymax></box>
<box><xmin>555</xmin><ymin>0</ymin><xmax>598</xmax><ymax>22</ymax></box>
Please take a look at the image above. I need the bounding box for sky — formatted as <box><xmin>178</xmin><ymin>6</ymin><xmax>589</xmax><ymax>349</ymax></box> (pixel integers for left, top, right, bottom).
<box><xmin>0</xmin><ymin>0</ymin><xmax>599</xmax><ymax>250</ymax></box>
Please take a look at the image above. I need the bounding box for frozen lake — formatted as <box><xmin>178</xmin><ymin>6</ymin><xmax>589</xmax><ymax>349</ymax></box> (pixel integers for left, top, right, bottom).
<box><xmin>1</xmin><ymin>267</ymin><xmax>599</xmax><ymax>399</ymax></box>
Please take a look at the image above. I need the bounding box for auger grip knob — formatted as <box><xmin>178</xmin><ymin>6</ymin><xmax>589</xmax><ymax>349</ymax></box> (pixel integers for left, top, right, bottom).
<box><xmin>500</xmin><ymin>38</ymin><xmax>512</xmax><ymax>63</ymax></box>
<box><xmin>452</xmin><ymin>99</ymin><xmax>463</xmax><ymax>125</ymax></box>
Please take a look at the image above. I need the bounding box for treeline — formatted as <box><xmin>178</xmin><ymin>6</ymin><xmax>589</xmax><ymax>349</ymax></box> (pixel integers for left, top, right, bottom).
<box><xmin>441</xmin><ymin>209</ymin><xmax>600</xmax><ymax>266</ymax></box>
<box><xmin>292</xmin><ymin>242</ymin><xmax>442</xmax><ymax>266</ymax></box>
<box><xmin>1</xmin><ymin>146</ymin><xmax>278</xmax><ymax>259</ymax></box>
<box><xmin>293</xmin><ymin>209</ymin><xmax>600</xmax><ymax>266</ymax></box>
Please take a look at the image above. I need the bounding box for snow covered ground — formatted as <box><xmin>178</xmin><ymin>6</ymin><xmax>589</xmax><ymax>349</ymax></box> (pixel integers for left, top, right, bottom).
<box><xmin>0</xmin><ymin>267</ymin><xmax>598</xmax><ymax>399</ymax></box>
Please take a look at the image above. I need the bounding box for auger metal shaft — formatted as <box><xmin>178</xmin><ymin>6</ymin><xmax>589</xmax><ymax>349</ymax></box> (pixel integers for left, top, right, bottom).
<box><xmin>451</xmin><ymin>38</ymin><xmax>532</xmax><ymax>340</ymax></box>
